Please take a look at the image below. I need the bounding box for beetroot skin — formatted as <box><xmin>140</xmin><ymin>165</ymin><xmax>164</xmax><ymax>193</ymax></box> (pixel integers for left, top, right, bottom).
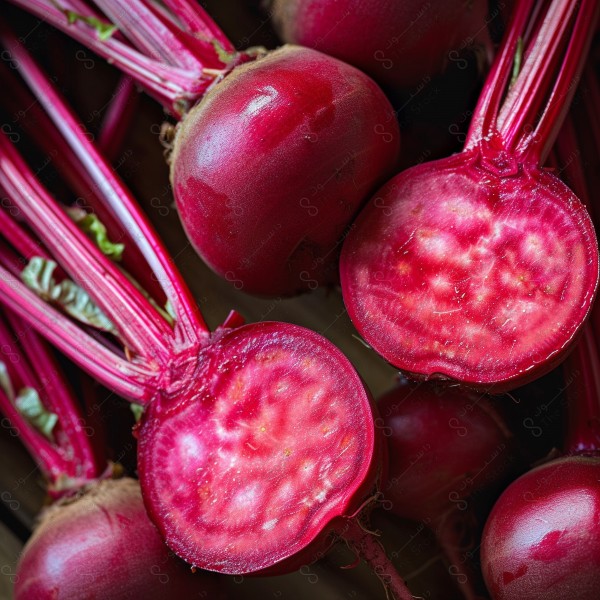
<box><xmin>481</xmin><ymin>456</ymin><xmax>600</xmax><ymax>600</ymax></box>
<box><xmin>14</xmin><ymin>478</ymin><xmax>221</xmax><ymax>600</ymax></box>
<box><xmin>170</xmin><ymin>45</ymin><xmax>399</xmax><ymax>296</ymax></box>
<box><xmin>270</xmin><ymin>0</ymin><xmax>491</xmax><ymax>90</ymax></box>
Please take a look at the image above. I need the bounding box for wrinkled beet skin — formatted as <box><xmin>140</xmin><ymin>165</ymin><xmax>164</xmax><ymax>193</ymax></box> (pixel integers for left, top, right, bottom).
<box><xmin>481</xmin><ymin>456</ymin><xmax>600</xmax><ymax>600</ymax></box>
<box><xmin>270</xmin><ymin>0</ymin><xmax>490</xmax><ymax>90</ymax></box>
<box><xmin>340</xmin><ymin>151</ymin><xmax>599</xmax><ymax>390</ymax></box>
<box><xmin>137</xmin><ymin>321</ymin><xmax>379</xmax><ymax>575</ymax></box>
<box><xmin>15</xmin><ymin>478</ymin><xmax>220</xmax><ymax>600</ymax></box>
<box><xmin>170</xmin><ymin>45</ymin><xmax>399</xmax><ymax>296</ymax></box>
<box><xmin>379</xmin><ymin>384</ymin><xmax>513</xmax><ymax>521</ymax></box>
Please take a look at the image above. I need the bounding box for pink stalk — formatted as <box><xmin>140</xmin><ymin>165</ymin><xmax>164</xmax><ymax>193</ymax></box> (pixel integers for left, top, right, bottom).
<box><xmin>97</xmin><ymin>75</ymin><xmax>139</xmax><ymax>162</ymax></box>
<box><xmin>0</xmin><ymin>61</ymin><xmax>166</xmax><ymax>302</ymax></box>
<box><xmin>1</xmin><ymin>29</ymin><xmax>207</xmax><ymax>344</ymax></box>
<box><xmin>9</xmin><ymin>0</ymin><xmax>229</xmax><ymax>113</ymax></box>
<box><xmin>160</xmin><ymin>0</ymin><xmax>235</xmax><ymax>51</ymax></box>
<box><xmin>0</xmin><ymin>311</ymin><xmax>102</xmax><ymax>492</ymax></box>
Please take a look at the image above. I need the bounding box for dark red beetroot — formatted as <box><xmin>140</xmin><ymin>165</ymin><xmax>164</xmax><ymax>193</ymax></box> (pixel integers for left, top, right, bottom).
<box><xmin>170</xmin><ymin>45</ymin><xmax>398</xmax><ymax>295</ymax></box>
<box><xmin>379</xmin><ymin>382</ymin><xmax>514</xmax><ymax>599</ymax></box>
<box><xmin>340</xmin><ymin>0</ymin><xmax>599</xmax><ymax>391</ymax></box>
<box><xmin>269</xmin><ymin>0</ymin><xmax>492</xmax><ymax>90</ymax></box>
<box><xmin>15</xmin><ymin>479</ymin><xmax>222</xmax><ymax>600</ymax></box>
<box><xmin>0</xmin><ymin>314</ymin><xmax>219</xmax><ymax>600</ymax></box>
<box><xmin>9</xmin><ymin>0</ymin><xmax>400</xmax><ymax>296</ymax></box>
<box><xmin>0</xmin><ymin>36</ymin><xmax>412</xmax><ymax>599</ymax></box>
<box><xmin>481</xmin><ymin>455</ymin><xmax>600</xmax><ymax>600</ymax></box>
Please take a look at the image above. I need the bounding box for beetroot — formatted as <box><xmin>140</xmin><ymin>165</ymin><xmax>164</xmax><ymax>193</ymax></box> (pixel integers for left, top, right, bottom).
<box><xmin>169</xmin><ymin>45</ymin><xmax>398</xmax><ymax>295</ymax></box>
<box><xmin>9</xmin><ymin>0</ymin><xmax>400</xmax><ymax>296</ymax></box>
<box><xmin>379</xmin><ymin>382</ymin><xmax>514</xmax><ymax>599</ymax></box>
<box><xmin>481</xmin><ymin>455</ymin><xmax>600</xmax><ymax>600</ymax></box>
<box><xmin>15</xmin><ymin>478</ymin><xmax>222</xmax><ymax>600</ymax></box>
<box><xmin>340</xmin><ymin>0</ymin><xmax>599</xmax><ymax>390</ymax></box>
<box><xmin>269</xmin><ymin>0</ymin><xmax>492</xmax><ymax>90</ymax></box>
<box><xmin>0</xmin><ymin>36</ymin><xmax>413</xmax><ymax>599</ymax></box>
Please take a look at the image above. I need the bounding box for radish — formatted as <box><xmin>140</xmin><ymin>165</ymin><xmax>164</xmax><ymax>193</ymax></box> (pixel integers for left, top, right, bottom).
<box><xmin>340</xmin><ymin>0</ymin><xmax>600</xmax><ymax>391</ymax></box>
<box><xmin>379</xmin><ymin>381</ymin><xmax>515</xmax><ymax>599</ymax></box>
<box><xmin>479</xmin><ymin>67</ymin><xmax>600</xmax><ymax>600</ymax></box>
<box><xmin>268</xmin><ymin>0</ymin><xmax>493</xmax><ymax>90</ymax></box>
<box><xmin>7</xmin><ymin>0</ymin><xmax>400</xmax><ymax>296</ymax></box>
<box><xmin>0</xmin><ymin>312</ymin><xmax>220</xmax><ymax>599</ymax></box>
<box><xmin>0</xmin><ymin>35</ymin><xmax>413</xmax><ymax>599</ymax></box>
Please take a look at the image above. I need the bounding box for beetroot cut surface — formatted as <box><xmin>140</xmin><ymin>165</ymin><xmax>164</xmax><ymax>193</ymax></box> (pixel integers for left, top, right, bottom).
<box><xmin>340</xmin><ymin>0</ymin><xmax>600</xmax><ymax>390</ymax></box>
<box><xmin>341</xmin><ymin>152</ymin><xmax>598</xmax><ymax>389</ymax></box>
<box><xmin>137</xmin><ymin>321</ymin><xmax>377</xmax><ymax>573</ymax></box>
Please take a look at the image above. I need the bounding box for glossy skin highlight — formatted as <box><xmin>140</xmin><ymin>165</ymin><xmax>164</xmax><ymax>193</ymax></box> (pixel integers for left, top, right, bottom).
<box><xmin>340</xmin><ymin>152</ymin><xmax>599</xmax><ymax>390</ymax></box>
<box><xmin>481</xmin><ymin>456</ymin><xmax>600</xmax><ymax>600</ymax></box>
<box><xmin>138</xmin><ymin>322</ymin><xmax>378</xmax><ymax>574</ymax></box>
<box><xmin>170</xmin><ymin>45</ymin><xmax>399</xmax><ymax>296</ymax></box>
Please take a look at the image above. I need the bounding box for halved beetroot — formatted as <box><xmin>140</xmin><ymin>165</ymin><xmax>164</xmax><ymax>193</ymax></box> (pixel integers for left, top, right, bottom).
<box><xmin>340</xmin><ymin>0</ymin><xmax>600</xmax><ymax>391</ymax></box>
<box><xmin>341</xmin><ymin>152</ymin><xmax>598</xmax><ymax>390</ymax></box>
<box><xmin>137</xmin><ymin>321</ymin><xmax>378</xmax><ymax>573</ymax></box>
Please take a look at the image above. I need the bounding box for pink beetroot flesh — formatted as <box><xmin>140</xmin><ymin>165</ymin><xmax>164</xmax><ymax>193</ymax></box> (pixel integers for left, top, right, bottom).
<box><xmin>170</xmin><ymin>44</ymin><xmax>399</xmax><ymax>296</ymax></box>
<box><xmin>270</xmin><ymin>0</ymin><xmax>491</xmax><ymax>89</ymax></box>
<box><xmin>481</xmin><ymin>456</ymin><xmax>600</xmax><ymax>600</ymax></box>
<box><xmin>15</xmin><ymin>478</ymin><xmax>220</xmax><ymax>600</ymax></box>
<box><xmin>137</xmin><ymin>321</ymin><xmax>377</xmax><ymax>573</ymax></box>
<box><xmin>340</xmin><ymin>152</ymin><xmax>599</xmax><ymax>390</ymax></box>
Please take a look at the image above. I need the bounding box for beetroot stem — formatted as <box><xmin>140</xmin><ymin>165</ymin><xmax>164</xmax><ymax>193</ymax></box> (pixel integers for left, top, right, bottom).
<box><xmin>2</xmin><ymin>30</ymin><xmax>209</xmax><ymax>343</ymax></box>
<box><xmin>0</xmin><ymin>258</ymin><xmax>155</xmax><ymax>402</ymax></box>
<box><xmin>0</xmin><ymin>132</ymin><xmax>174</xmax><ymax>358</ymax></box>
<box><xmin>97</xmin><ymin>75</ymin><xmax>138</xmax><ymax>163</ymax></box>
<box><xmin>498</xmin><ymin>0</ymin><xmax>599</xmax><ymax>161</ymax></box>
<box><xmin>498</xmin><ymin>0</ymin><xmax>578</xmax><ymax>151</ymax></box>
<box><xmin>0</xmin><ymin>315</ymin><xmax>73</xmax><ymax>482</ymax></box>
<box><xmin>161</xmin><ymin>0</ymin><xmax>235</xmax><ymax>52</ymax></box>
<box><xmin>0</xmin><ymin>310</ymin><xmax>105</xmax><ymax>485</ymax></box>
<box><xmin>464</xmin><ymin>0</ymin><xmax>536</xmax><ymax>149</ymax></box>
<box><xmin>564</xmin><ymin>326</ymin><xmax>600</xmax><ymax>454</ymax></box>
<box><xmin>0</xmin><ymin>206</ymin><xmax>49</xmax><ymax>260</ymax></box>
<box><xmin>524</xmin><ymin>0</ymin><xmax>599</xmax><ymax>162</ymax></box>
<box><xmin>92</xmin><ymin>0</ymin><xmax>214</xmax><ymax>70</ymax></box>
<box><xmin>9</xmin><ymin>0</ymin><xmax>214</xmax><ymax>112</ymax></box>
<box><xmin>11</xmin><ymin>315</ymin><xmax>103</xmax><ymax>480</ymax></box>
<box><xmin>341</xmin><ymin>518</ymin><xmax>414</xmax><ymax>600</ymax></box>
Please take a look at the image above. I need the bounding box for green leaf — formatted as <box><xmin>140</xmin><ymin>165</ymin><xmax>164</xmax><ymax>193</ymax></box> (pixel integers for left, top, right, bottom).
<box><xmin>510</xmin><ymin>37</ymin><xmax>524</xmax><ymax>88</ymax></box>
<box><xmin>130</xmin><ymin>403</ymin><xmax>144</xmax><ymax>423</ymax></box>
<box><xmin>64</xmin><ymin>10</ymin><xmax>118</xmax><ymax>41</ymax></box>
<box><xmin>68</xmin><ymin>208</ymin><xmax>124</xmax><ymax>261</ymax></box>
<box><xmin>211</xmin><ymin>40</ymin><xmax>236</xmax><ymax>65</ymax></box>
<box><xmin>15</xmin><ymin>387</ymin><xmax>58</xmax><ymax>441</ymax></box>
<box><xmin>21</xmin><ymin>257</ymin><xmax>119</xmax><ymax>336</ymax></box>
<box><xmin>0</xmin><ymin>362</ymin><xmax>15</xmax><ymax>401</ymax></box>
